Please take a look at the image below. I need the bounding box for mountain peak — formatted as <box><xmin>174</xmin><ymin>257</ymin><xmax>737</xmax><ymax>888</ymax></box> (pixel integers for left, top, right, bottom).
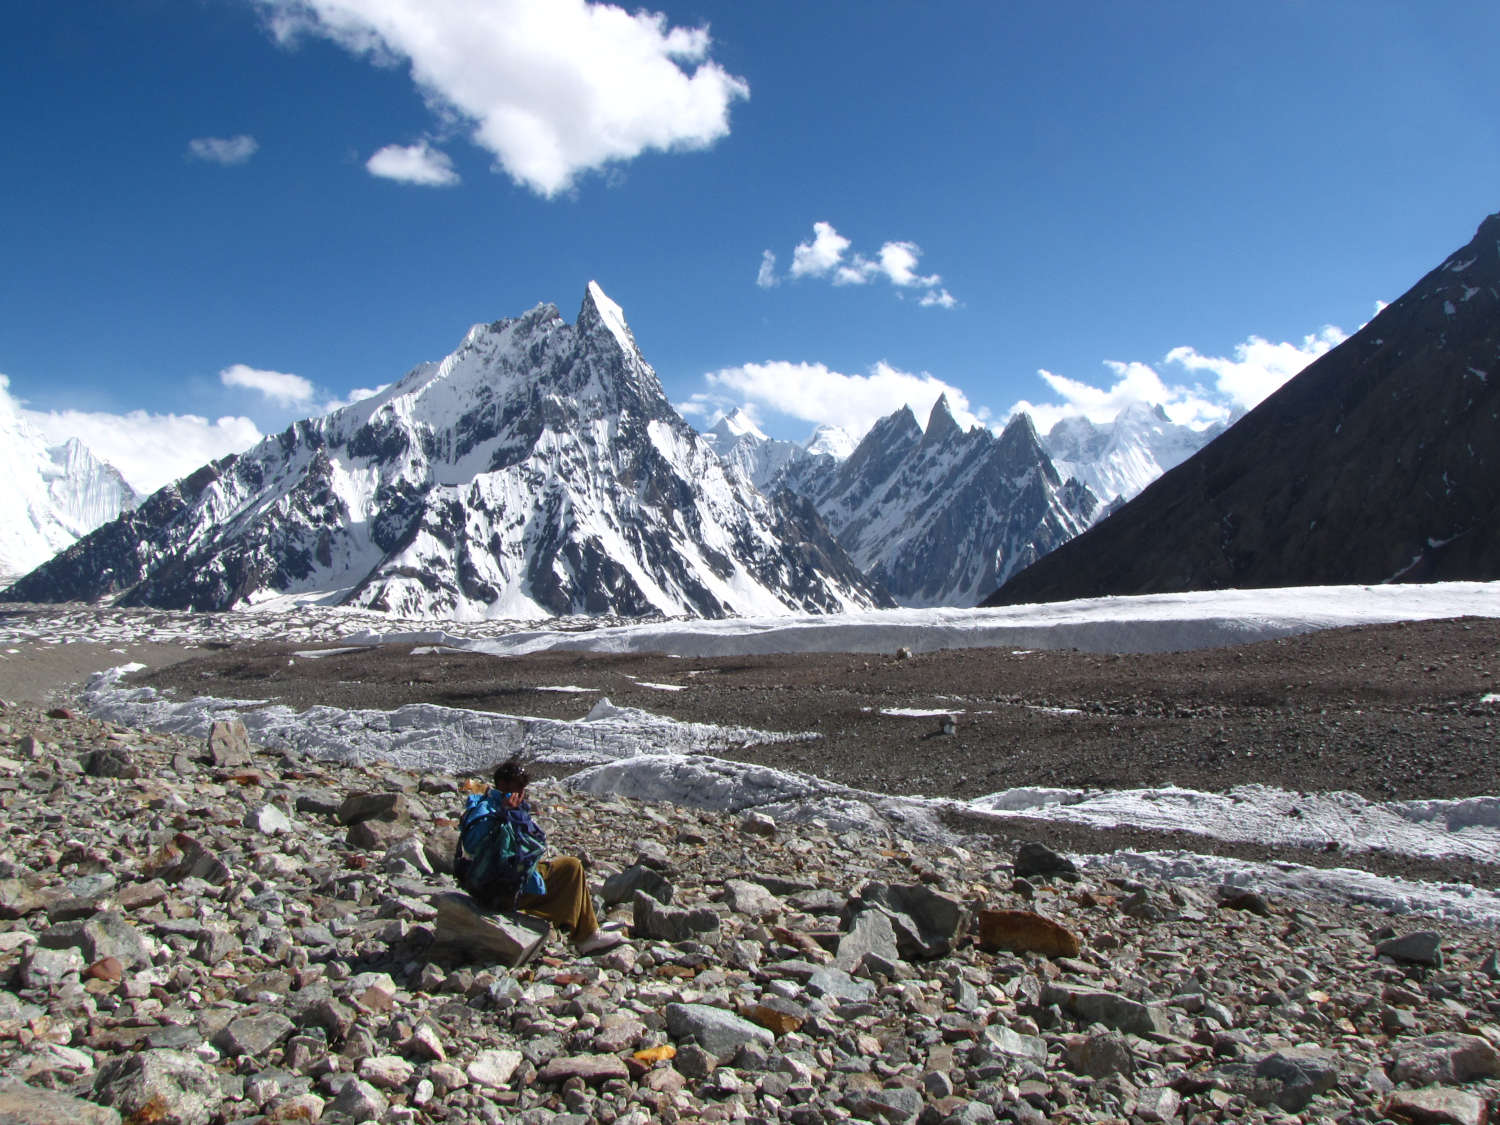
<box><xmin>921</xmin><ymin>394</ymin><xmax>962</xmax><ymax>446</ymax></box>
<box><xmin>578</xmin><ymin>281</ymin><xmax>637</xmax><ymax>358</ymax></box>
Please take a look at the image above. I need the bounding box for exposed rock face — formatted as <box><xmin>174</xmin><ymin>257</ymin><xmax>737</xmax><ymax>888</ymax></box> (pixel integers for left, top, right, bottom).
<box><xmin>2</xmin><ymin>284</ymin><xmax>887</xmax><ymax>619</ymax></box>
<box><xmin>988</xmin><ymin>211</ymin><xmax>1500</xmax><ymax>605</ymax></box>
<box><xmin>787</xmin><ymin>397</ymin><xmax>1100</xmax><ymax>606</ymax></box>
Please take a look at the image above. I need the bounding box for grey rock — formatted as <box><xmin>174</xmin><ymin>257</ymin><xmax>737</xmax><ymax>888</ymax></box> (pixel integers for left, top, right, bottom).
<box><xmin>1387</xmin><ymin>1033</ymin><xmax>1500</xmax><ymax>1085</ymax></box>
<box><xmin>1384</xmin><ymin>1086</ymin><xmax>1488</xmax><ymax>1125</ymax></box>
<box><xmin>92</xmin><ymin>1049</ymin><xmax>221</xmax><ymax>1125</ymax></box>
<box><xmin>722</xmin><ymin>877</ymin><xmax>783</xmax><ymax>918</ymax></box>
<box><xmin>600</xmin><ymin>863</ymin><xmax>673</xmax><ymax>907</ymax></box>
<box><xmin>338</xmin><ymin>791</ymin><xmax>409</xmax><ymax>825</ymax></box>
<box><xmin>1066</xmin><ymin>1028</ymin><xmax>1134</xmax><ymax>1077</ymax></box>
<box><xmin>842</xmin><ymin>881</ymin><xmax>968</xmax><ymax>959</ymax></box>
<box><xmin>835</xmin><ymin>906</ymin><xmax>900</xmax><ymax>972</ymax></box>
<box><xmin>665</xmin><ymin>1002</ymin><xmax>774</xmax><ymax>1062</ymax></box>
<box><xmin>1375</xmin><ymin>930</ymin><xmax>1444</xmax><ymax>966</ymax></box>
<box><xmin>1043</xmin><ymin>984</ymin><xmax>1170</xmax><ymax>1037</ymax></box>
<box><xmin>0</xmin><ymin>1080</ymin><xmax>122</xmax><ymax>1124</ymax></box>
<box><xmin>206</xmin><ymin>718</ymin><xmax>252</xmax><ymax>767</ymax></box>
<box><xmin>632</xmin><ymin>889</ymin><xmax>720</xmax><ymax>942</ymax></box>
<box><xmin>246</xmin><ymin>803</ymin><xmax>293</xmax><ymax>835</ymax></box>
<box><xmin>806</xmin><ymin>966</ymin><xmax>876</xmax><ymax>1003</ymax></box>
<box><xmin>1013</xmin><ymin>841</ymin><xmax>1077</xmax><ymax>879</ymax></box>
<box><xmin>19</xmin><ymin>944</ymin><xmax>85</xmax><ymax>989</ymax></box>
<box><xmin>1252</xmin><ymin>1050</ymin><xmax>1339</xmax><ymax>1112</ymax></box>
<box><xmin>847</xmin><ymin>1085</ymin><xmax>923</xmax><ymax>1123</ymax></box>
<box><xmin>328</xmin><ymin>1077</ymin><xmax>389</xmax><ymax>1122</ymax></box>
<box><xmin>431</xmin><ymin>892</ymin><xmax>549</xmax><ymax>966</ymax></box>
<box><xmin>982</xmin><ymin>1023</ymin><xmax>1047</xmax><ymax>1064</ymax></box>
<box><xmin>213</xmin><ymin>1012</ymin><xmax>296</xmax><ymax>1059</ymax></box>
<box><xmin>39</xmin><ymin>910</ymin><xmax>152</xmax><ymax>969</ymax></box>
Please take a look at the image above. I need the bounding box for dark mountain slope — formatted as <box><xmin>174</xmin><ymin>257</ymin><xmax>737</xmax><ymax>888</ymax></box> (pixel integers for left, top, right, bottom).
<box><xmin>987</xmin><ymin>211</ymin><xmax>1500</xmax><ymax>605</ymax></box>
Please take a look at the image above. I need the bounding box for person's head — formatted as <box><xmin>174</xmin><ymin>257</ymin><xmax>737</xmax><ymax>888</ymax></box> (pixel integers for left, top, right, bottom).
<box><xmin>492</xmin><ymin>756</ymin><xmax>530</xmax><ymax>794</ymax></box>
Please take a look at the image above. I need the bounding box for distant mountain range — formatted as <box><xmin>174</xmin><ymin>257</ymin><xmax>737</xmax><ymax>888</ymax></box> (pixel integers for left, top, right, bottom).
<box><xmin>3</xmin><ymin>285</ymin><xmax>886</xmax><ymax>617</ymax></box>
<box><xmin>0</xmin><ymin>396</ymin><xmax>136</xmax><ymax>588</ymax></box>
<box><xmin>709</xmin><ymin>396</ymin><xmax>1217</xmax><ymax>606</ymax></box>
<box><xmin>988</xmin><ymin>210</ymin><xmax>1500</xmax><ymax>605</ymax></box>
<box><xmin>2</xmin><ymin>280</ymin><xmax>1226</xmax><ymax>617</ymax></box>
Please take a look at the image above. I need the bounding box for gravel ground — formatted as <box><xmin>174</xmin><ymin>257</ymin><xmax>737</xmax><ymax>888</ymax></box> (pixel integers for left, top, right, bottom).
<box><xmin>115</xmin><ymin>615</ymin><xmax>1500</xmax><ymax>891</ymax></box>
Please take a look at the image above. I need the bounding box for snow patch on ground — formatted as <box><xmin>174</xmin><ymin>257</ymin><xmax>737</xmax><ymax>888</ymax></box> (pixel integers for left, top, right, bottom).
<box><xmin>970</xmin><ymin>784</ymin><xmax>1500</xmax><ymax>866</ymax></box>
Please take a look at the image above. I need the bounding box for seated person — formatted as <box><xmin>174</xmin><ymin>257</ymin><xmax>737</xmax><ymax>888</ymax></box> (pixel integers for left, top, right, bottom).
<box><xmin>455</xmin><ymin>756</ymin><xmax>623</xmax><ymax>955</ymax></box>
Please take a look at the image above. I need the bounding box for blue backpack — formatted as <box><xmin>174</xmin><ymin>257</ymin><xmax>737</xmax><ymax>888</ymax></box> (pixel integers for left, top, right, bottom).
<box><xmin>454</xmin><ymin>790</ymin><xmax>547</xmax><ymax>910</ymax></box>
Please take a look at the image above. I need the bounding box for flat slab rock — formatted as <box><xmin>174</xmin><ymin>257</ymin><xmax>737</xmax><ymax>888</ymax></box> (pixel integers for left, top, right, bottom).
<box><xmin>431</xmin><ymin>892</ymin><xmax>550</xmax><ymax>966</ymax></box>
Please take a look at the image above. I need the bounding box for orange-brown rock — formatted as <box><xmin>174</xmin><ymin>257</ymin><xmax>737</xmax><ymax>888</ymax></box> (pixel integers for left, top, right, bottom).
<box><xmin>977</xmin><ymin>909</ymin><xmax>1081</xmax><ymax>957</ymax></box>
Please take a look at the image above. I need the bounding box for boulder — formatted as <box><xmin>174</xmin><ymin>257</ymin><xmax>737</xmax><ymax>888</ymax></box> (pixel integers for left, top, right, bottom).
<box><xmin>1013</xmin><ymin>841</ymin><xmax>1078</xmax><ymax>879</ymax></box>
<box><xmin>841</xmin><ymin>881</ymin><xmax>968</xmax><ymax>960</ymax></box>
<box><xmin>91</xmin><ymin>1049</ymin><xmax>221</xmax><ymax>1125</ymax></box>
<box><xmin>665</xmin><ymin>1002</ymin><xmax>774</xmax><ymax>1062</ymax></box>
<box><xmin>977</xmin><ymin>909</ymin><xmax>1081</xmax><ymax>957</ymax></box>
<box><xmin>601</xmin><ymin>863</ymin><xmax>673</xmax><ymax>907</ymax></box>
<box><xmin>1376</xmin><ymin>930</ymin><xmax>1444</xmax><ymax>967</ymax></box>
<box><xmin>205</xmin><ymin>719</ymin><xmax>252</xmax><ymax>767</ymax></box>
<box><xmin>1383</xmin><ymin>1087</ymin><xmax>1489</xmax><ymax>1125</ymax></box>
<box><xmin>632</xmin><ymin>889</ymin><xmax>720</xmax><ymax>943</ymax></box>
<box><xmin>1043</xmin><ymin>983</ymin><xmax>1170</xmax><ymax>1037</ymax></box>
<box><xmin>1388</xmin><ymin>1034</ymin><xmax>1500</xmax><ymax>1085</ymax></box>
<box><xmin>431</xmin><ymin>892</ymin><xmax>549</xmax><ymax>966</ymax></box>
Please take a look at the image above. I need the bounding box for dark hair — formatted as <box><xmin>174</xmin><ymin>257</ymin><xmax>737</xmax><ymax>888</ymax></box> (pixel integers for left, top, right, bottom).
<box><xmin>492</xmin><ymin>756</ymin><xmax>530</xmax><ymax>793</ymax></box>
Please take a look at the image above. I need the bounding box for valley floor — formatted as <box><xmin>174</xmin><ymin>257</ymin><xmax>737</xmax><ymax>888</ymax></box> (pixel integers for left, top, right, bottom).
<box><xmin>3</xmin><ymin>604</ymin><xmax>1492</xmax><ymax>896</ymax></box>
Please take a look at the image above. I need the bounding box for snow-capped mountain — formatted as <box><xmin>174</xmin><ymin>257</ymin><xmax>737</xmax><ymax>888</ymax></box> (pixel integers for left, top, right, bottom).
<box><xmin>3</xmin><ymin>284</ymin><xmax>888</xmax><ymax>619</ymax></box>
<box><xmin>1044</xmin><ymin>402</ymin><xmax>1226</xmax><ymax>505</ymax></box>
<box><xmin>0</xmin><ymin>394</ymin><xmax>137</xmax><ymax>587</ymax></box>
<box><xmin>989</xmin><ymin>209</ymin><xmax>1500</xmax><ymax>605</ymax></box>
<box><xmin>701</xmin><ymin>408</ymin><xmax>804</xmax><ymax>491</ymax></box>
<box><xmin>788</xmin><ymin>395</ymin><xmax>1100</xmax><ymax>606</ymax></box>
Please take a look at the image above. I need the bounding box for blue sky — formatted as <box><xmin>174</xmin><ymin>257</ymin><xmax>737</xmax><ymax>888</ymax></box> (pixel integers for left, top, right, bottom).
<box><xmin>3</xmin><ymin>0</ymin><xmax>1498</xmax><ymax>491</ymax></box>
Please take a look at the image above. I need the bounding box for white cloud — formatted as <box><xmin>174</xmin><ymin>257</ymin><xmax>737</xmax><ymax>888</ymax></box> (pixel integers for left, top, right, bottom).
<box><xmin>698</xmin><ymin>359</ymin><xmax>981</xmax><ymax>440</ymax></box>
<box><xmin>790</xmin><ymin>222</ymin><xmax>850</xmax><ymax>279</ymax></box>
<box><xmin>28</xmin><ymin>407</ymin><xmax>263</xmax><ymax>496</ymax></box>
<box><xmin>1007</xmin><ymin>324</ymin><xmax>1351</xmax><ymax>434</ymax></box>
<box><xmin>220</xmin><ymin>363</ymin><xmax>317</xmax><ymax>406</ymax></box>
<box><xmin>1163</xmin><ymin>327</ymin><xmax>1347</xmax><ymax>410</ymax></box>
<box><xmin>321</xmin><ymin>384</ymin><xmax>389</xmax><ymax>413</ymax></box>
<box><xmin>778</xmin><ymin>222</ymin><xmax>956</xmax><ymax>308</ymax></box>
<box><xmin>257</xmin><ymin>0</ymin><xmax>749</xmax><ymax>197</ymax></box>
<box><xmin>755</xmin><ymin>250</ymin><xmax>778</xmax><ymax>289</ymax></box>
<box><xmin>187</xmin><ymin>135</ymin><xmax>260</xmax><ymax>165</ymax></box>
<box><xmin>366</xmin><ymin>141</ymin><xmax>460</xmax><ymax>186</ymax></box>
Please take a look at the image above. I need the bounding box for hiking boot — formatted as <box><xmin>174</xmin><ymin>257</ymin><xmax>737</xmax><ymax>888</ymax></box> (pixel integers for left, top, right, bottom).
<box><xmin>575</xmin><ymin>930</ymin><xmax>626</xmax><ymax>955</ymax></box>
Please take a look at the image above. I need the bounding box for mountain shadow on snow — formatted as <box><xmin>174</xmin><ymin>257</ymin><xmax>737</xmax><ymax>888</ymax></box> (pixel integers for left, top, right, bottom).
<box><xmin>986</xmin><ymin>210</ymin><xmax>1500</xmax><ymax>605</ymax></box>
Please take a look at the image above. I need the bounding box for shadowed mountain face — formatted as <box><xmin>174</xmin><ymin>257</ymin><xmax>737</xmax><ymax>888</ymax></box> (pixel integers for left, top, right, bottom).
<box><xmin>2</xmin><ymin>285</ymin><xmax>889</xmax><ymax>619</ymax></box>
<box><xmin>986</xmin><ymin>211</ymin><xmax>1500</xmax><ymax>606</ymax></box>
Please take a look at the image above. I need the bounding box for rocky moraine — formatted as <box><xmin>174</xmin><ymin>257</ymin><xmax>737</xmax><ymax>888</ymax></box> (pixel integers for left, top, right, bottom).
<box><xmin>0</xmin><ymin>702</ymin><xmax>1497</xmax><ymax>1124</ymax></box>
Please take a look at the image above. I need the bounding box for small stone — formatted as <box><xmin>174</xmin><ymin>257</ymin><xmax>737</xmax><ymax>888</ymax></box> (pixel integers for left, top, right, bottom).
<box><xmin>535</xmin><ymin>1054</ymin><xmax>632</xmax><ymax>1084</ymax></box>
<box><xmin>338</xmin><ymin>791</ymin><xmax>409</xmax><ymax>825</ymax></box>
<box><xmin>246</xmin><ymin>802</ymin><xmax>293</xmax><ymax>835</ymax></box>
<box><xmin>359</xmin><ymin>1054</ymin><xmax>416</xmax><ymax>1090</ymax></box>
<box><xmin>1135</xmin><ymin>1086</ymin><xmax>1182</xmax><ymax>1122</ymax></box>
<box><xmin>466</xmin><ymin>1049</ymin><xmax>523</xmax><ymax>1089</ymax></box>
<box><xmin>740</xmin><ymin>811</ymin><xmax>777</xmax><ymax>837</ymax></box>
<box><xmin>328</xmin><ymin>1078</ymin><xmax>388</xmax><ymax>1122</ymax></box>
<box><xmin>213</xmin><ymin>1012</ymin><xmax>296</xmax><ymax>1059</ymax></box>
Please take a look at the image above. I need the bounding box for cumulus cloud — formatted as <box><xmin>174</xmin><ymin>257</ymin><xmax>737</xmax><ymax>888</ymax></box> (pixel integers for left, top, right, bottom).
<box><xmin>1007</xmin><ymin>324</ymin><xmax>1352</xmax><ymax>433</ymax></box>
<box><xmin>774</xmin><ymin>222</ymin><xmax>956</xmax><ymax>308</ymax></box>
<box><xmin>220</xmin><ymin>363</ymin><xmax>317</xmax><ymax>406</ymax></box>
<box><xmin>256</xmin><ymin>0</ymin><xmax>749</xmax><ymax>197</ymax></box>
<box><xmin>789</xmin><ymin>222</ymin><xmax>850</xmax><ymax>280</ymax></box>
<box><xmin>755</xmin><ymin>250</ymin><xmax>778</xmax><ymax>289</ymax></box>
<box><xmin>366</xmin><ymin>140</ymin><xmax>460</xmax><ymax>186</ymax></box>
<box><xmin>694</xmin><ymin>359</ymin><xmax>981</xmax><ymax>440</ymax></box>
<box><xmin>28</xmin><ymin>406</ymin><xmax>263</xmax><ymax>496</ymax></box>
<box><xmin>321</xmin><ymin>384</ymin><xmax>389</xmax><ymax>413</ymax></box>
<box><xmin>187</xmin><ymin>135</ymin><xmax>260</xmax><ymax>165</ymax></box>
